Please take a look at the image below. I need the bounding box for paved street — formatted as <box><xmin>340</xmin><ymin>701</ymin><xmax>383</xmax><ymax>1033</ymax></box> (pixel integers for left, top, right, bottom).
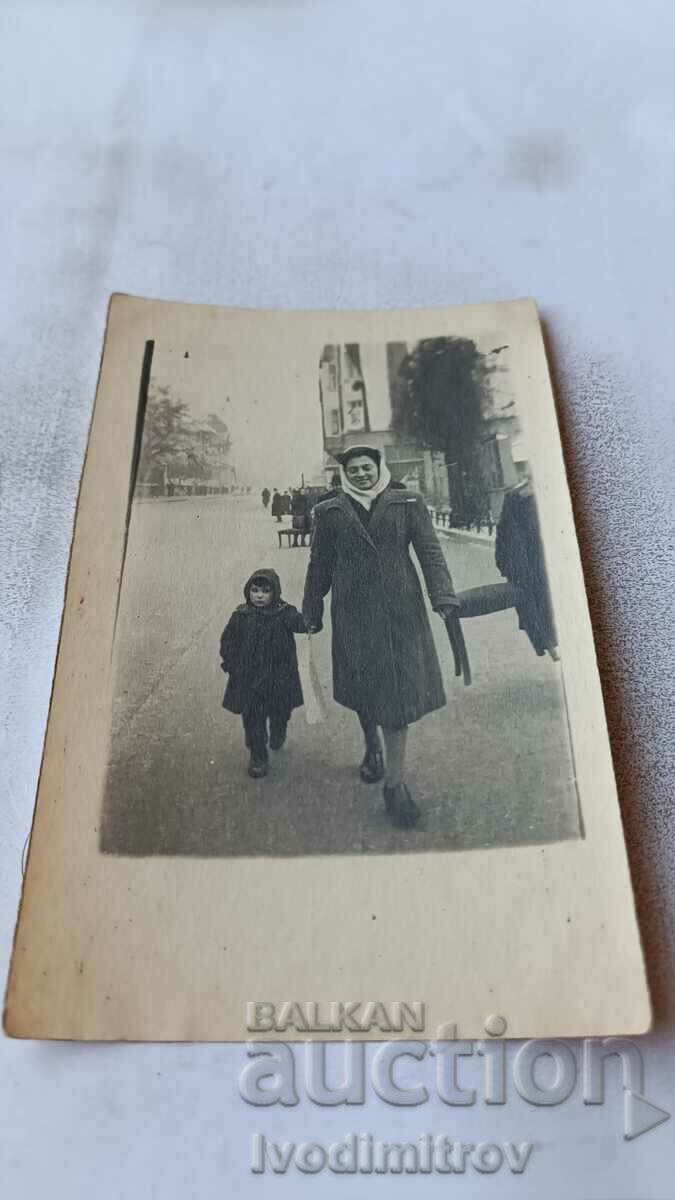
<box><xmin>101</xmin><ymin>494</ymin><xmax>580</xmax><ymax>857</ymax></box>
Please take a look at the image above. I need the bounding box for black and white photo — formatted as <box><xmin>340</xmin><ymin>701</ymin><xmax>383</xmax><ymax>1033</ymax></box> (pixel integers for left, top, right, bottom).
<box><xmin>5</xmin><ymin>297</ymin><xmax>649</xmax><ymax>1041</ymax></box>
<box><xmin>101</xmin><ymin>330</ymin><xmax>579</xmax><ymax>856</ymax></box>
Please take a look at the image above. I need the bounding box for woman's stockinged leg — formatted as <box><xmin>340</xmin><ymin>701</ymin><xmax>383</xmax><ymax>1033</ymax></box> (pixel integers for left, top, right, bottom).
<box><xmin>382</xmin><ymin>725</ymin><xmax>419</xmax><ymax>827</ymax></box>
<box><xmin>357</xmin><ymin>711</ymin><xmax>380</xmax><ymax>750</ymax></box>
<box><xmin>382</xmin><ymin>726</ymin><xmax>408</xmax><ymax>788</ymax></box>
<box><xmin>357</xmin><ymin>711</ymin><xmax>385</xmax><ymax>783</ymax></box>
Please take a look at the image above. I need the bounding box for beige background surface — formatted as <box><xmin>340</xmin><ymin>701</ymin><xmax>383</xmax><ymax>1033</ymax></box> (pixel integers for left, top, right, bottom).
<box><xmin>3</xmin><ymin>5</ymin><xmax>674</xmax><ymax>1195</ymax></box>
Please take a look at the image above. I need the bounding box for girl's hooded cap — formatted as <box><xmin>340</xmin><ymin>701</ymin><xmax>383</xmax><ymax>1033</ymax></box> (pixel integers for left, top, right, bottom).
<box><xmin>244</xmin><ymin>567</ymin><xmax>282</xmax><ymax>605</ymax></box>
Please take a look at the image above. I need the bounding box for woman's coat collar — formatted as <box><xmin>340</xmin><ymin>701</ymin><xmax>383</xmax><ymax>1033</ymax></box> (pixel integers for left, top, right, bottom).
<box><xmin>322</xmin><ymin>487</ymin><xmax>410</xmax><ymax>544</ymax></box>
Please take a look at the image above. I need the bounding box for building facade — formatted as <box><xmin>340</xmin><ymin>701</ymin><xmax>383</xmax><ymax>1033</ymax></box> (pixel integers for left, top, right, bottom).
<box><xmin>318</xmin><ymin>337</ymin><xmax>529</xmax><ymax>518</ymax></box>
<box><xmin>318</xmin><ymin>341</ymin><xmax>436</xmax><ymax>496</ymax></box>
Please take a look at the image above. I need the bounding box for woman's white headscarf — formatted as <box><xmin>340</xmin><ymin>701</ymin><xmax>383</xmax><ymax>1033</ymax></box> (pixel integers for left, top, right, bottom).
<box><xmin>339</xmin><ymin>457</ymin><xmax>392</xmax><ymax>511</ymax></box>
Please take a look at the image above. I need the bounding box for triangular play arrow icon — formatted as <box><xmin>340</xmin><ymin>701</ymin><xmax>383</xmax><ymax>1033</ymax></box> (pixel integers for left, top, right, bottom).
<box><xmin>624</xmin><ymin>1089</ymin><xmax>671</xmax><ymax>1140</ymax></box>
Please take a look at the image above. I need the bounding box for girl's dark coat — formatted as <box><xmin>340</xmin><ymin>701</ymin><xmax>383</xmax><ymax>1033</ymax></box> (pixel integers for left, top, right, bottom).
<box><xmin>220</xmin><ymin>568</ymin><xmax>305</xmax><ymax>717</ymax></box>
<box><xmin>302</xmin><ymin>488</ymin><xmax>456</xmax><ymax>727</ymax></box>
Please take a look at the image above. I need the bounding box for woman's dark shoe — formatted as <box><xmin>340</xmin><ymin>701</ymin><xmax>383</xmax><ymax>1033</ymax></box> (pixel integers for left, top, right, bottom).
<box><xmin>360</xmin><ymin>746</ymin><xmax>385</xmax><ymax>783</ymax></box>
<box><xmin>248</xmin><ymin>753</ymin><xmax>269</xmax><ymax>779</ymax></box>
<box><xmin>383</xmin><ymin>783</ymin><xmax>420</xmax><ymax>828</ymax></box>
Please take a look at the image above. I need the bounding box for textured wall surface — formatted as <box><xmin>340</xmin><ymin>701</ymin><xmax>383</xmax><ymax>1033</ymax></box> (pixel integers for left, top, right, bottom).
<box><xmin>1</xmin><ymin>1</ymin><xmax>673</xmax><ymax>1195</ymax></box>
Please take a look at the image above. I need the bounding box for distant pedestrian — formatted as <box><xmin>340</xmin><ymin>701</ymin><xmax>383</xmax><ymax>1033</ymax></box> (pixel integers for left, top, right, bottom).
<box><xmin>291</xmin><ymin>488</ymin><xmax>311</xmax><ymax>546</ymax></box>
<box><xmin>320</xmin><ymin>470</ymin><xmax>343</xmax><ymax>503</ymax></box>
<box><xmin>219</xmin><ymin>568</ymin><xmax>307</xmax><ymax>778</ymax></box>
<box><xmin>271</xmin><ymin>489</ymin><xmax>284</xmax><ymax>522</ymax></box>
<box><xmin>261</xmin><ymin>487</ymin><xmax>271</xmax><ymax>509</ymax></box>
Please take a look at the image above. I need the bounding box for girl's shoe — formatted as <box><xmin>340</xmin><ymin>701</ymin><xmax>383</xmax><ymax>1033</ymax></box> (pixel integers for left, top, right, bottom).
<box><xmin>383</xmin><ymin>783</ymin><xmax>420</xmax><ymax>828</ymax></box>
<box><xmin>248</xmin><ymin>753</ymin><xmax>269</xmax><ymax>779</ymax></box>
<box><xmin>360</xmin><ymin>746</ymin><xmax>385</xmax><ymax>783</ymax></box>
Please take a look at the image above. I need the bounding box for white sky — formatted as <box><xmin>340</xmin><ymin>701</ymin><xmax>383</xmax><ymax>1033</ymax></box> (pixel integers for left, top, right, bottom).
<box><xmin>150</xmin><ymin>340</ymin><xmax>326</xmax><ymax>488</ymax></box>
<box><xmin>148</xmin><ymin>332</ymin><xmax>517</xmax><ymax>487</ymax></box>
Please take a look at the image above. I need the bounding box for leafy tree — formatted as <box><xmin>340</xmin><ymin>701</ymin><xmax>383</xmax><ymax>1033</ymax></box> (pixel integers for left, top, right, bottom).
<box><xmin>205</xmin><ymin>411</ymin><xmax>231</xmax><ymax>440</ymax></box>
<box><xmin>138</xmin><ymin>385</ymin><xmax>234</xmax><ymax>489</ymax></box>
<box><xmin>391</xmin><ymin>337</ymin><xmax>495</xmax><ymax>522</ymax></box>
<box><xmin>139</xmin><ymin>385</ymin><xmax>193</xmax><ymax>475</ymax></box>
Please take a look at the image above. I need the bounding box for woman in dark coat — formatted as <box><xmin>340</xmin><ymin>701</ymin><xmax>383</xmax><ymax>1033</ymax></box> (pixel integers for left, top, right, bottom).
<box><xmin>302</xmin><ymin>445</ymin><xmax>458</xmax><ymax>827</ymax></box>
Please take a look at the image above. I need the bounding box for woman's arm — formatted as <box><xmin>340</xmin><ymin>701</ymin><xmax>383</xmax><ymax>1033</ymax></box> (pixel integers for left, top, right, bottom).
<box><xmin>281</xmin><ymin>604</ymin><xmax>310</xmax><ymax>634</ymax></box>
<box><xmin>302</xmin><ymin>508</ymin><xmax>335</xmax><ymax>631</ymax></box>
<box><xmin>409</xmin><ymin>495</ymin><xmax>458</xmax><ymax>612</ymax></box>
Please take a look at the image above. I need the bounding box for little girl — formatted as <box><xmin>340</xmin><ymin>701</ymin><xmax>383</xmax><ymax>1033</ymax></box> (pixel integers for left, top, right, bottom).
<box><xmin>219</xmin><ymin>568</ymin><xmax>308</xmax><ymax>778</ymax></box>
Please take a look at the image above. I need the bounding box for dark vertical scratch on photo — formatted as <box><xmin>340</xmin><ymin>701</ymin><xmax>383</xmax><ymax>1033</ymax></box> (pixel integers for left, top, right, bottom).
<box><xmin>112</xmin><ymin>339</ymin><xmax>154</xmax><ymax>649</ymax></box>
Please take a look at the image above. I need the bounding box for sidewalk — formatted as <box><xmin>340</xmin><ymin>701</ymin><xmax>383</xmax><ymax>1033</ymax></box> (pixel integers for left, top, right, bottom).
<box><xmin>134</xmin><ymin>492</ymin><xmax>251</xmax><ymax>505</ymax></box>
<box><xmin>428</xmin><ymin>508</ymin><xmax>496</xmax><ymax>548</ymax></box>
<box><xmin>103</xmin><ymin>495</ymin><xmax>579</xmax><ymax>857</ymax></box>
<box><xmin>436</xmin><ymin>526</ymin><xmax>496</xmax><ymax>548</ymax></box>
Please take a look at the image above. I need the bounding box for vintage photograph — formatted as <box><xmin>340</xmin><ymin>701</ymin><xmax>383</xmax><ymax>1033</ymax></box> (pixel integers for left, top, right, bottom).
<box><xmin>6</xmin><ymin>297</ymin><xmax>649</xmax><ymax>1042</ymax></box>
<box><xmin>100</xmin><ymin>330</ymin><xmax>580</xmax><ymax>857</ymax></box>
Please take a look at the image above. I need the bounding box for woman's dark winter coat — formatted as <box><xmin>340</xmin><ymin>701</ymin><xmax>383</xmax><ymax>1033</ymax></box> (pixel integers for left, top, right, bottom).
<box><xmin>495</xmin><ymin>488</ymin><xmax>557</xmax><ymax>655</ymax></box>
<box><xmin>270</xmin><ymin>491</ymin><xmax>284</xmax><ymax>518</ymax></box>
<box><xmin>220</xmin><ymin>568</ymin><xmax>305</xmax><ymax>717</ymax></box>
<box><xmin>302</xmin><ymin>488</ymin><xmax>456</xmax><ymax>728</ymax></box>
